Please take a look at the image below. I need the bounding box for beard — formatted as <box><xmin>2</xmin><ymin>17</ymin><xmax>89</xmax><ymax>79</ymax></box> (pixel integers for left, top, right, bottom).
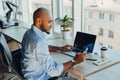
<box><xmin>46</xmin><ymin>32</ymin><xmax>50</xmax><ymax>34</ymax></box>
<box><xmin>41</xmin><ymin>24</ymin><xmax>50</xmax><ymax>34</ymax></box>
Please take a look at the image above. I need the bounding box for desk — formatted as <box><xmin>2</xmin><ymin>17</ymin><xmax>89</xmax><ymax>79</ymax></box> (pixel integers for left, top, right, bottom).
<box><xmin>85</xmin><ymin>63</ymin><xmax>120</xmax><ymax>80</ymax></box>
<box><xmin>48</xmin><ymin>39</ymin><xmax>120</xmax><ymax>80</ymax></box>
<box><xmin>0</xmin><ymin>27</ymin><xmax>27</xmax><ymax>43</ymax></box>
<box><xmin>1</xmin><ymin>27</ymin><xmax>120</xmax><ymax>80</ymax></box>
<box><xmin>0</xmin><ymin>21</ymin><xmax>29</xmax><ymax>43</ymax></box>
<box><xmin>0</xmin><ymin>23</ymin><xmax>60</xmax><ymax>43</ymax></box>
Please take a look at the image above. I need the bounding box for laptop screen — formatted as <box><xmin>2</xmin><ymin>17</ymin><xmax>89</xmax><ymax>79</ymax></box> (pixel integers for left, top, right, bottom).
<box><xmin>73</xmin><ymin>32</ymin><xmax>96</xmax><ymax>53</ymax></box>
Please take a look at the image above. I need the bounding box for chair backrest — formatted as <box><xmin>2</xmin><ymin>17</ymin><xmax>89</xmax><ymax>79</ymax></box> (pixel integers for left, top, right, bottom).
<box><xmin>0</xmin><ymin>34</ymin><xmax>12</xmax><ymax>66</ymax></box>
<box><xmin>0</xmin><ymin>34</ymin><xmax>23</xmax><ymax>79</ymax></box>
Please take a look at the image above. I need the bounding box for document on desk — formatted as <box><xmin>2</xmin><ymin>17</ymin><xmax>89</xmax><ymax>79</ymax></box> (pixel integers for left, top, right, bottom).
<box><xmin>93</xmin><ymin>58</ymin><xmax>112</xmax><ymax>66</ymax></box>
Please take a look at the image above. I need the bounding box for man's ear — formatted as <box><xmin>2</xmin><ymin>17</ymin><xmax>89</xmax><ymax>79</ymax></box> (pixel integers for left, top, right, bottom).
<box><xmin>36</xmin><ymin>18</ymin><xmax>42</xmax><ymax>25</ymax></box>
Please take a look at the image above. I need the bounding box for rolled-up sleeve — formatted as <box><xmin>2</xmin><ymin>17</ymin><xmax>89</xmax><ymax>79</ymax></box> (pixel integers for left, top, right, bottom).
<box><xmin>34</xmin><ymin>39</ymin><xmax>63</xmax><ymax>77</ymax></box>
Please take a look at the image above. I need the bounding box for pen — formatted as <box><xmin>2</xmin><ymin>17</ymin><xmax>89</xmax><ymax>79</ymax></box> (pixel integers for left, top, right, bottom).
<box><xmin>86</xmin><ymin>58</ymin><xmax>97</xmax><ymax>61</ymax></box>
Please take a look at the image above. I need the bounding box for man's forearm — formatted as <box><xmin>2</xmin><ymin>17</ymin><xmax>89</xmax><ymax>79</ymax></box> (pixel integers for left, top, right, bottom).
<box><xmin>62</xmin><ymin>61</ymin><xmax>74</xmax><ymax>72</ymax></box>
<box><xmin>49</xmin><ymin>45</ymin><xmax>62</xmax><ymax>52</ymax></box>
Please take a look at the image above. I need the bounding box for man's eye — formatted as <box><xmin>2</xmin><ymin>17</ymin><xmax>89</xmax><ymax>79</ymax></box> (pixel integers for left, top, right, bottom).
<box><xmin>48</xmin><ymin>21</ymin><xmax>52</xmax><ymax>23</ymax></box>
<box><xmin>48</xmin><ymin>20</ymin><xmax>52</xmax><ymax>23</ymax></box>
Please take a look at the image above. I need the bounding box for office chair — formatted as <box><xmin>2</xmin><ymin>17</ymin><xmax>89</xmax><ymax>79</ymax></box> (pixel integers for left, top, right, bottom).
<box><xmin>0</xmin><ymin>34</ymin><xmax>23</xmax><ymax>80</ymax></box>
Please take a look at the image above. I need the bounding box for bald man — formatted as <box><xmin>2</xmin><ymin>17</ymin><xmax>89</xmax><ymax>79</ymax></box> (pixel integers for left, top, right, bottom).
<box><xmin>21</xmin><ymin>7</ymin><xmax>85</xmax><ymax>80</ymax></box>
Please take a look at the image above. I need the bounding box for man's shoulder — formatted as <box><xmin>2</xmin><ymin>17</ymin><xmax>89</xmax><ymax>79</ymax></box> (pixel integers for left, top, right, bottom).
<box><xmin>23</xmin><ymin>28</ymin><xmax>45</xmax><ymax>42</ymax></box>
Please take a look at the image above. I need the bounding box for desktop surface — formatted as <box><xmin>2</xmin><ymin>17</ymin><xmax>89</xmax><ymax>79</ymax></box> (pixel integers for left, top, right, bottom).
<box><xmin>48</xmin><ymin>39</ymin><xmax>120</xmax><ymax>80</ymax></box>
<box><xmin>85</xmin><ymin>63</ymin><xmax>120</xmax><ymax>80</ymax></box>
<box><xmin>68</xmin><ymin>47</ymin><xmax>120</xmax><ymax>80</ymax></box>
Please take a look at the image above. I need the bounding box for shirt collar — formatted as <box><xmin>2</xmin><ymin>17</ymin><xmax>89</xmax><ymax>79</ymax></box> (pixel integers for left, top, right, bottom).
<box><xmin>31</xmin><ymin>25</ymin><xmax>45</xmax><ymax>39</ymax></box>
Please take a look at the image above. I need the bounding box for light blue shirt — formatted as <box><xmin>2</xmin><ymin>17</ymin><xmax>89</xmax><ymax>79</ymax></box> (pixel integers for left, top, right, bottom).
<box><xmin>21</xmin><ymin>26</ymin><xmax>63</xmax><ymax>80</ymax></box>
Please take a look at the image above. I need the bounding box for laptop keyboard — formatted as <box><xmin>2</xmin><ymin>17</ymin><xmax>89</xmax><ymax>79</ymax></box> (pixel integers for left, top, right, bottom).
<box><xmin>73</xmin><ymin>48</ymin><xmax>84</xmax><ymax>53</ymax></box>
<box><xmin>62</xmin><ymin>51</ymin><xmax>76</xmax><ymax>57</ymax></box>
<box><xmin>62</xmin><ymin>48</ymin><xmax>84</xmax><ymax>57</ymax></box>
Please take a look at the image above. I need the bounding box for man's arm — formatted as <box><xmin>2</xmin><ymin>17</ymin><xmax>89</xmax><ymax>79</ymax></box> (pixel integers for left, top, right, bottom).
<box><xmin>62</xmin><ymin>53</ymin><xmax>85</xmax><ymax>72</ymax></box>
<box><xmin>49</xmin><ymin>45</ymin><xmax>85</xmax><ymax>73</ymax></box>
<box><xmin>49</xmin><ymin>45</ymin><xmax>62</xmax><ymax>52</ymax></box>
<box><xmin>49</xmin><ymin>45</ymin><xmax>74</xmax><ymax>52</ymax></box>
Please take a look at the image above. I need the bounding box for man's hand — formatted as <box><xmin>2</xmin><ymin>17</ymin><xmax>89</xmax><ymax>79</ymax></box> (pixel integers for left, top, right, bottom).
<box><xmin>62</xmin><ymin>52</ymin><xmax>86</xmax><ymax>72</ymax></box>
<box><xmin>49</xmin><ymin>45</ymin><xmax>74</xmax><ymax>52</ymax></box>
<box><xmin>73</xmin><ymin>52</ymin><xmax>86</xmax><ymax>64</ymax></box>
<box><xmin>61</xmin><ymin>44</ymin><xmax>74</xmax><ymax>51</ymax></box>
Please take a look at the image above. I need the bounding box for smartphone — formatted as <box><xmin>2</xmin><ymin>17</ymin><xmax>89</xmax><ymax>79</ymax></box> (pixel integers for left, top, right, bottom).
<box><xmin>83</xmin><ymin>48</ymin><xmax>88</xmax><ymax>54</ymax></box>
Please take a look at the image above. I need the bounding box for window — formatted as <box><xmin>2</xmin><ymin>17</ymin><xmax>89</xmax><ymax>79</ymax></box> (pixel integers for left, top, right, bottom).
<box><xmin>108</xmin><ymin>30</ymin><xmax>114</xmax><ymax>38</ymax></box>
<box><xmin>52</xmin><ymin>0</ymin><xmax>73</xmax><ymax>34</ymax></box>
<box><xmin>11</xmin><ymin>0</ymin><xmax>120</xmax><ymax>51</ymax></box>
<box><xmin>99</xmin><ymin>42</ymin><xmax>103</xmax><ymax>46</ymax></box>
<box><xmin>63</xmin><ymin>0</ymin><xmax>73</xmax><ymax>36</ymax></box>
<box><xmin>108</xmin><ymin>45</ymin><xmax>113</xmax><ymax>49</ymax></box>
<box><xmin>98</xmin><ymin>28</ymin><xmax>103</xmax><ymax>36</ymax></box>
<box><xmin>109</xmin><ymin>14</ymin><xmax>115</xmax><ymax>22</ymax></box>
<box><xmin>113</xmin><ymin>0</ymin><xmax>117</xmax><ymax>2</ymax></box>
<box><xmin>28</xmin><ymin>0</ymin><xmax>52</xmax><ymax>24</ymax></box>
<box><xmin>88</xmin><ymin>11</ymin><xmax>93</xmax><ymax>19</ymax></box>
<box><xmin>0</xmin><ymin>0</ymin><xmax>5</xmax><ymax>17</ymax></box>
<box><xmin>63</xmin><ymin>0</ymin><xmax>72</xmax><ymax>17</ymax></box>
<box><xmin>113</xmin><ymin>0</ymin><xmax>120</xmax><ymax>3</ymax></box>
<box><xmin>99</xmin><ymin>12</ymin><xmax>104</xmax><ymax>20</ymax></box>
<box><xmin>1</xmin><ymin>0</ymin><xmax>22</xmax><ymax>22</ymax></box>
<box><xmin>88</xmin><ymin>25</ymin><xmax>93</xmax><ymax>33</ymax></box>
<box><xmin>83</xmin><ymin>1</ymin><xmax>120</xmax><ymax>51</ymax></box>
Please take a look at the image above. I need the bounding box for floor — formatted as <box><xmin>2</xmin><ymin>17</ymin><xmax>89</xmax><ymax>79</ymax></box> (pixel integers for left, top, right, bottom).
<box><xmin>0</xmin><ymin>60</ymin><xmax>21</xmax><ymax>80</ymax></box>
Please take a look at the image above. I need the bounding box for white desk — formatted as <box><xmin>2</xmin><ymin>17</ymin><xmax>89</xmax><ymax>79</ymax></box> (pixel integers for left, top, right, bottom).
<box><xmin>0</xmin><ymin>22</ymin><xmax>61</xmax><ymax>43</ymax></box>
<box><xmin>1</xmin><ymin>27</ymin><xmax>27</xmax><ymax>43</ymax></box>
<box><xmin>48</xmin><ymin>39</ymin><xmax>120</xmax><ymax>80</ymax></box>
<box><xmin>0</xmin><ymin>21</ymin><xmax>29</xmax><ymax>43</ymax></box>
<box><xmin>1</xmin><ymin>26</ymin><xmax>120</xmax><ymax>80</ymax></box>
<box><xmin>85</xmin><ymin>63</ymin><xmax>120</xmax><ymax>80</ymax></box>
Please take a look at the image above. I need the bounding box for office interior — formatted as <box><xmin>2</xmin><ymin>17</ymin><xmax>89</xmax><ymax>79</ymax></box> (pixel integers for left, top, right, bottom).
<box><xmin>0</xmin><ymin>0</ymin><xmax>120</xmax><ymax>80</ymax></box>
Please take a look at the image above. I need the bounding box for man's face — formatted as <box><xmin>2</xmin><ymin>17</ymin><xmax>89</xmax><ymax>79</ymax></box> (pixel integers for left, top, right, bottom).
<box><xmin>40</xmin><ymin>13</ymin><xmax>53</xmax><ymax>34</ymax></box>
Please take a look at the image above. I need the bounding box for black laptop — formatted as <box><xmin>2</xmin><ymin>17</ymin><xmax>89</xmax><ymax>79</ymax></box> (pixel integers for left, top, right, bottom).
<box><xmin>62</xmin><ymin>32</ymin><xmax>97</xmax><ymax>57</ymax></box>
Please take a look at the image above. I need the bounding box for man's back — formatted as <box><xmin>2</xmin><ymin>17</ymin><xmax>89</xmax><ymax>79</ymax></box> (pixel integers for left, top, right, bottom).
<box><xmin>21</xmin><ymin>26</ymin><xmax>63</xmax><ymax>80</ymax></box>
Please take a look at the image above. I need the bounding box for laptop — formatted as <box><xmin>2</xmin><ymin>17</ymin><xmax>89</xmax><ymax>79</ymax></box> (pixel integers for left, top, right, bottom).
<box><xmin>62</xmin><ymin>32</ymin><xmax>97</xmax><ymax>57</ymax></box>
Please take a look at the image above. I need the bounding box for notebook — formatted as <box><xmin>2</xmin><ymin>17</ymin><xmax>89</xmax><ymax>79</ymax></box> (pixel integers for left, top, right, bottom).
<box><xmin>62</xmin><ymin>32</ymin><xmax>97</xmax><ymax>57</ymax></box>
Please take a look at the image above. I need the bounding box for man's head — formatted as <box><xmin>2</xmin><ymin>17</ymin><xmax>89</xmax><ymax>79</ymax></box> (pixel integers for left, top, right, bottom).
<box><xmin>33</xmin><ymin>7</ymin><xmax>52</xmax><ymax>34</ymax></box>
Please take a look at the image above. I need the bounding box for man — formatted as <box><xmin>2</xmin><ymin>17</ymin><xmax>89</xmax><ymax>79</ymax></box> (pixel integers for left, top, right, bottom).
<box><xmin>21</xmin><ymin>7</ymin><xmax>85</xmax><ymax>80</ymax></box>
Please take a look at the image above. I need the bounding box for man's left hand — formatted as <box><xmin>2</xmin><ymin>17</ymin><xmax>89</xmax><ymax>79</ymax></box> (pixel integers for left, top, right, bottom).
<box><xmin>61</xmin><ymin>44</ymin><xmax>74</xmax><ymax>51</ymax></box>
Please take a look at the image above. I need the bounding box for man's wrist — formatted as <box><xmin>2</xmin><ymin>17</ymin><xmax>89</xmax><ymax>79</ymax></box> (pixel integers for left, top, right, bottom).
<box><xmin>58</xmin><ymin>47</ymin><xmax>63</xmax><ymax>52</ymax></box>
<box><xmin>71</xmin><ymin>59</ymin><xmax>77</xmax><ymax>66</ymax></box>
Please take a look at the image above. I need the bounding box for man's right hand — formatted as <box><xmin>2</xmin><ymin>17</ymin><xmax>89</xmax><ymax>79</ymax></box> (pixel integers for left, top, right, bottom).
<box><xmin>73</xmin><ymin>52</ymin><xmax>86</xmax><ymax>64</ymax></box>
<box><xmin>62</xmin><ymin>52</ymin><xmax>86</xmax><ymax>72</ymax></box>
